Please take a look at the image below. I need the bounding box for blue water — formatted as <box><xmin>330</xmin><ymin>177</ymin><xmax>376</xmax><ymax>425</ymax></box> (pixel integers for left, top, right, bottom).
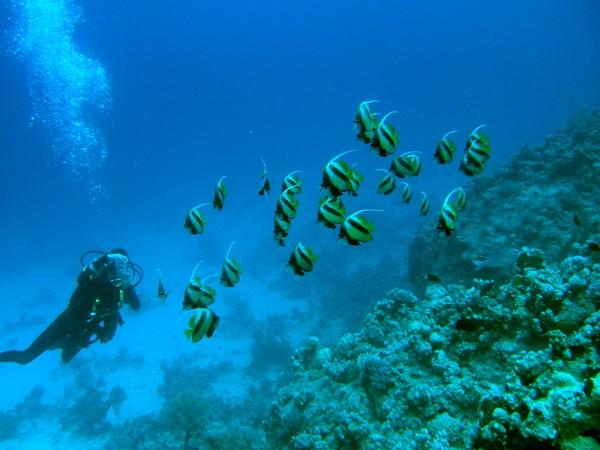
<box><xmin>0</xmin><ymin>0</ymin><xmax>599</xmax><ymax>446</ymax></box>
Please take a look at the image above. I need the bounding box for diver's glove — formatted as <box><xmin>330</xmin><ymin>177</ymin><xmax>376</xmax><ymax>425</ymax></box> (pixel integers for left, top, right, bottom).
<box><xmin>95</xmin><ymin>325</ymin><xmax>114</xmax><ymax>344</ymax></box>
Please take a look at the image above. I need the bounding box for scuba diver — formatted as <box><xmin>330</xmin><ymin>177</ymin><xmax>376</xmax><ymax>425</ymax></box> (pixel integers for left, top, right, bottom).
<box><xmin>0</xmin><ymin>249</ymin><xmax>143</xmax><ymax>365</ymax></box>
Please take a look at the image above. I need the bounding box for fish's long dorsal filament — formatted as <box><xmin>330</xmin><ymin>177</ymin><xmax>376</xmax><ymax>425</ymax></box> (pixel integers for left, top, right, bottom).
<box><xmin>472</xmin><ymin>124</ymin><xmax>487</xmax><ymax>135</ymax></box>
<box><xmin>400</xmin><ymin>151</ymin><xmax>423</xmax><ymax>157</ymax></box>
<box><xmin>444</xmin><ymin>187</ymin><xmax>465</xmax><ymax>206</ymax></box>
<box><xmin>201</xmin><ymin>273</ymin><xmax>219</xmax><ymax>284</ymax></box>
<box><xmin>327</xmin><ymin>149</ymin><xmax>359</xmax><ymax>167</ymax></box>
<box><xmin>286</xmin><ymin>170</ymin><xmax>302</xmax><ymax>178</ymax></box>
<box><xmin>191</xmin><ymin>202</ymin><xmax>210</xmax><ymax>210</ymax></box>
<box><xmin>189</xmin><ymin>261</ymin><xmax>205</xmax><ymax>280</ymax></box>
<box><xmin>347</xmin><ymin>209</ymin><xmax>384</xmax><ymax>220</ymax></box>
<box><xmin>442</xmin><ymin>130</ymin><xmax>459</xmax><ymax>141</ymax></box>
<box><xmin>375</xmin><ymin>168</ymin><xmax>389</xmax><ymax>174</ymax></box>
<box><xmin>260</xmin><ymin>156</ymin><xmax>267</xmax><ymax>171</ymax></box>
<box><xmin>362</xmin><ymin>99</ymin><xmax>380</xmax><ymax>106</ymax></box>
<box><xmin>225</xmin><ymin>241</ymin><xmax>236</xmax><ymax>260</ymax></box>
<box><xmin>378</xmin><ymin>111</ymin><xmax>398</xmax><ymax>128</ymax></box>
<box><xmin>218</xmin><ymin>175</ymin><xmax>227</xmax><ymax>185</ymax></box>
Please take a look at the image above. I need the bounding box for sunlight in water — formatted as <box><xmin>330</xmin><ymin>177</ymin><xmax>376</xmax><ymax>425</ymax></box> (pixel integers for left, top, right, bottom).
<box><xmin>9</xmin><ymin>0</ymin><xmax>111</xmax><ymax>202</ymax></box>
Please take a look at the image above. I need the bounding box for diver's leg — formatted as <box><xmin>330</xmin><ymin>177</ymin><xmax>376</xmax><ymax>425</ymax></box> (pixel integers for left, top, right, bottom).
<box><xmin>60</xmin><ymin>341</ymin><xmax>82</xmax><ymax>363</ymax></box>
<box><xmin>0</xmin><ymin>312</ymin><xmax>69</xmax><ymax>365</ymax></box>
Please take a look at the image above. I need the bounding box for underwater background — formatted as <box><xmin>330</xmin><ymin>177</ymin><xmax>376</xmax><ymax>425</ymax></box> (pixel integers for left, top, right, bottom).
<box><xmin>0</xmin><ymin>0</ymin><xmax>599</xmax><ymax>449</ymax></box>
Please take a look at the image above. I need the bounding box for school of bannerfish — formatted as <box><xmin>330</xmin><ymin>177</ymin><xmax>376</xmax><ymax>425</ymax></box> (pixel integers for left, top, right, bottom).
<box><xmin>161</xmin><ymin>99</ymin><xmax>493</xmax><ymax>343</ymax></box>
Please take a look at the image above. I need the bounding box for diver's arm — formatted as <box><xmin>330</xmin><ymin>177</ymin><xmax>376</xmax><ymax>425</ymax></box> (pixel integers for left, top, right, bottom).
<box><xmin>97</xmin><ymin>313</ymin><xmax>119</xmax><ymax>343</ymax></box>
<box><xmin>124</xmin><ymin>287</ymin><xmax>141</xmax><ymax>311</ymax></box>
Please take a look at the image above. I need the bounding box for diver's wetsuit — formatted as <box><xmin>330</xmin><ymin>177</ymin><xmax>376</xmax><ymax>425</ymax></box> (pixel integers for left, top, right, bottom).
<box><xmin>0</xmin><ymin>256</ymin><xmax>140</xmax><ymax>365</ymax></box>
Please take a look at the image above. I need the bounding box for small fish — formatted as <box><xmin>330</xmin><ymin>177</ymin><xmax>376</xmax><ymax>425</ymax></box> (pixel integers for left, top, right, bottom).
<box><xmin>259</xmin><ymin>156</ymin><xmax>271</xmax><ymax>196</ymax></box>
<box><xmin>419</xmin><ymin>192</ymin><xmax>429</xmax><ymax>216</ymax></box>
<box><xmin>321</xmin><ymin>150</ymin><xmax>359</xmax><ymax>197</ymax></box>
<box><xmin>354</xmin><ymin>100</ymin><xmax>379</xmax><ymax>144</ymax></box>
<box><xmin>434</xmin><ymin>130</ymin><xmax>459</xmax><ymax>164</ymax></box>
<box><xmin>371</xmin><ymin>111</ymin><xmax>399</xmax><ymax>157</ymax></box>
<box><xmin>317</xmin><ymin>196</ymin><xmax>346</xmax><ymax>229</ymax></box>
<box><xmin>399</xmin><ymin>182</ymin><xmax>412</xmax><ymax>204</ymax></box>
<box><xmin>338</xmin><ymin>209</ymin><xmax>383</xmax><ymax>246</ymax></box>
<box><xmin>184</xmin><ymin>202</ymin><xmax>210</xmax><ymax>234</ymax></box>
<box><xmin>212</xmin><ymin>176</ymin><xmax>227</xmax><ymax>210</ymax></box>
<box><xmin>473</xmin><ymin>248</ymin><xmax>520</xmax><ymax>271</ymax></box>
<box><xmin>425</xmin><ymin>273</ymin><xmax>441</xmax><ymax>283</ymax></box>
<box><xmin>184</xmin><ymin>308</ymin><xmax>219</xmax><ymax>343</ymax></box>
<box><xmin>390</xmin><ymin>151</ymin><xmax>422</xmax><ymax>178</ymax></box>
<box><xmin>375</xmin><ymin>169</ymin><xmax>396</xmax><ymax>195</ymax></box>
<box><xmin>573</xmin><ymin>211</ymin><xmax>581</xmax><ymax>227</ymax></box>
<box><xmin>288</xmin><ymin>241</ymin><xmax>318</xmax><ymax>276</ymax></box>
<box><xmin>220</xmin><ymin>241</ymin><xmax>242</xmax><ymax>287</ymax></box>
<box><xmin>276</xmin><ymin>186</ymin><xmax>300</xmax><ymax>221</ymax></box>
<box><xmin>281</xmin><ymin>171</ymin><xmax>303</xmax><ymax>194</ymax></box>
<box><xmin>156</xmin><ymin>269</ymin><xmax>170</xmax><ymax>302</ymax></box>
<box><xmin>460</xmin><ymin>125</ymin><xmax>491</xmax><ymax>176</ymax></box>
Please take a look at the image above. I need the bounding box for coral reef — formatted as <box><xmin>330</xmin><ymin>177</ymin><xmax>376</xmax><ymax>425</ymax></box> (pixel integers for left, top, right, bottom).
<box><xmin>264</xmin><ymin>247</ymin><xmax>600</xmax><ymax>448</ymax></box>
<box><xmin>408</xmin><ymin>108</ymin><xmax>600</xmax><ymax>293</ymax></box>
<box><xmin>59</xmin><ymin>368</ymin><xmax>127</xmax><ymax>436</ymax></box>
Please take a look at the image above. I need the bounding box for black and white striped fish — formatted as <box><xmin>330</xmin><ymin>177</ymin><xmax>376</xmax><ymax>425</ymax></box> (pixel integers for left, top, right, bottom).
<box><xmin>434</xmin><ymin>130</ymin><xmax>459</xmax><ymax>164</ymax></box>
<box><xmin>212</xmin><ymin>176</ymin><xmax>227</xmax><ymax>210</ymax></box>
<box><xmin>220</xmin><ymin>241</ymin><xmax>242</xmax><ymax>287</ymax></box>
<box><xmin>390</xmin><ymin>152</ymin><xmax>422</xmax><ymax>178</ymax></box>
<box><xmin>288</xmin><ymin>241</ymin><xmax>318</xmax><ymax>276</ymax></box>
<box><xmin>184</xmin><ymin>308</ymin><xmax>219</xmax><ymax>343</ymax></box>
<box><xmin>184</xmin><ymin>202</ymin><xmax>210</xmax><ymax>234</ymax></box>
<box><xmin>375</xmin><ymin>169</ymin><xmax>396</xmax><ymax>195</ymax></box>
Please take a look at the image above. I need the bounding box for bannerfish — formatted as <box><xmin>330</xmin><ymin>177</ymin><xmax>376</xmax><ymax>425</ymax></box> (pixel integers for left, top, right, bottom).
<box><xmin>184</xmin><ymin>202</ymin><xmax>210</xmax><ymax>234</ymax></box>
<box><xmin>473</xmin><ymin>248</ymin><xmax>520</xmax><ymax>271</ymax></box>
<box><xmin>259</xmin><ymin>156</ymin><xmax>271</xmax><ymax>196</ymax></box>
<box><xmin>354</xmin><ymin>100</ymin><xmax>379</xmax><ymax>144</ymax></box>
<box><xmin>183</xmin><ymin>262</ymin><xmax>218</xmax><ymax>309</ymax></box>
<box><xmin>156</xmin><ymin>269</ymin><xmax>170</xmax><ymax>302</ymax></box>
<box><xmin>371</xmin><ymin>111</ymin><xmax>399</xmax><ymax>157</ymax></box>
<box><xmin>317</xmin><ymin>196</ymin><xmax>346</xmax><ymax>229</ymax></box>
<box><xmin>212</xmin><ymin>176</ymin><xmax>227</xmax><ymax>211</ymax></box>
<box><xmin>184</xmin><ymin>308</ymin><xmax>219</xmax><ymax>343</ymax></box>
<box><xmin>375</xmin><ymin>169</ymin><xmax>396</xmax><ymax>195</ymax></box>
<box><xmin>274</xmin><ymin>214</ymin><xmax>291</xmax><ymax>246</ymax></box>
<box><xmin>220</xmin><ymin>241</ymin><xmax>242</xmax><ymax>287</ymax></box>
<box><xmin>276</xmin><ymin>186</ymin><xmax>300</xmax><ymax>221</ymax></box>
<box><xmin>436</xmin><ymin>189</ymin><xmax>466</xmax><ymax>237</ymax></box>
<box><xmin>419</xmin><ymin>192</ymin><xmax>429</xmax><ymax>216</ymax></box>
<box><xmin>434</xmin><ymin>130</ymin><xmax>459</xmax><ymax>164</ymax></box>
<box><xmin>321</xmin><ymin>149</ymin><xmax>360</xmax><ymax>197</ymax></box>
<box><xmin>460</xmin><ymin>124</ymin><xmax>491</xmax><ymax>176</ymax></box>
<box><xmin>288</xmin><ymin>241</ymin><xmax>318</xmax><ymax>276</ymax></box>
<box><xmin>282</xmin><ymin>171</ymin><xmax>303</xmax><ymax>194</ymax></box>
<box><xmin>339</xmin><ymin>209</ymin><xmax>383</xmax><ymax>246</ymax></box>
<box><xmin>390</xmin><ymin>151</ymin><xmax>422</xmax><ymax>178</ymax></box>
<box><xmin>399</xmin><ymin>182</ymin><xmax>412</xmax><ymax>204</ymax></box>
